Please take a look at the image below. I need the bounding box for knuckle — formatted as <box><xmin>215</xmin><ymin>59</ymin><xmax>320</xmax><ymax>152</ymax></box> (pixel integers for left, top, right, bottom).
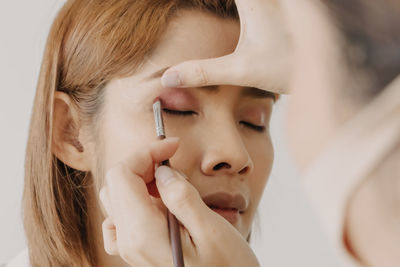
<box><xmin>102</xmin><ymin>221</ymin><xmax>118</xmax><ymax>255</ymax></box>
<box><xmin>105</xmin><ymin>148</ymin><xmax>151</xmax><ymax>184</ymax></box>
<box><xmin>104</xmin><ymin>242</ymin><xmax>118</xmax><ymax>256</ymax></box>
<box><xmin>193</xmin><ymin>64</ymin><xmax>208</xmax><ymax>86</ymax></box>
<box><xmin>169</xmin><ymin>182</ymin><xmax>198</xmax><ymax>211</ymax></box>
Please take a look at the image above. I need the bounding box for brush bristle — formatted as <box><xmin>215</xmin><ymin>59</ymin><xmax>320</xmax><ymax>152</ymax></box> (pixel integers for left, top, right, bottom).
<box><xmin>153</xmin><ymin>97</ymin><xmax>161</xmax><ymax>104</ymax></box>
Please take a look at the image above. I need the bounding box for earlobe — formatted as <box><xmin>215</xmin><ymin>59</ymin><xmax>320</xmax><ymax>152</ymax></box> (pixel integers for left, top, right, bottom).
<box><xmin>52</xmin><ymin>91</ymin><xmax>92</xmax><ymax>171</ymax></box>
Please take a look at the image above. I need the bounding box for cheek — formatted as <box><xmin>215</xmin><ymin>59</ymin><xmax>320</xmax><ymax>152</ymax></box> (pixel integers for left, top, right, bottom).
<box><xmin>99</xmin><ymin>105</ymin><xmax>156</xmax><ymax>171</ymax></box>
<box><xmin>168</xmin><ymin>133</ymin><xmax>200</xmax><ymax>176</ymax></box>
<box><xmin>247</xmin><ymin>137</ymin><xmax>274</xmax><ymax>202</ymax></box>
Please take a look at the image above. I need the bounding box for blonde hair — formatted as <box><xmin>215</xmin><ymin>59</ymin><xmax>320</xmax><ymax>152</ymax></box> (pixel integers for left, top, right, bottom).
<box><xmin>24</xmin><ymin>0</ymin><xmax>237</xmax><ymax>266</ymax></box>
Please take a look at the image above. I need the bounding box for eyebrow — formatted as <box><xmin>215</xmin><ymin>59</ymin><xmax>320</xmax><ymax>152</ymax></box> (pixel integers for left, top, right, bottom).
<box><xmin>199</xmin><ymin>85</ymin><xmax>276</xmax><ymax>100</ymax></box>
<box><xmin>240</xmin><ymin>87</ymin><xmax>276</xmax><ymax>99</ymax></box>
<box><xmin>145</xmin><ymin>67</ymin><xmax>277</xmax><ymax>99</ymax></box>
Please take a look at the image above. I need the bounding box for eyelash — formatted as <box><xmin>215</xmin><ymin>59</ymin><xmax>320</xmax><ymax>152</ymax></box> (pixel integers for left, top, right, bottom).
<box><xmin>163</xmin><ymin>109</ymin><xmax>265</xmax><ymax>133</ymax></box>
<box><xmin>162</xmin><ymin>108</ymin><xmax>197</xmax><ymax>116</ymax></box>
<box><xmin>240</xmin><ymin>121</ymin><xmax>266</xmax><ymax>133</ymax></box>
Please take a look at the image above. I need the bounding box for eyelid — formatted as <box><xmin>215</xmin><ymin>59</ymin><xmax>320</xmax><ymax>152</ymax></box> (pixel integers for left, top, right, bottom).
<box><xmin>159</xmin><ymin>89</ymin><xmax>198</xmax><ymax>111</ymax></box>
<box><xmin>241</xmin><ymin>108</ymin><xmax>268</xmax><ymax>127</ymax></box>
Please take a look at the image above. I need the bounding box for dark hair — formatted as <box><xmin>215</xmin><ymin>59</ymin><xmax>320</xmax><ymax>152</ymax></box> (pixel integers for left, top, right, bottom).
<box><xmin>323</xmin><ymin>0</ymin><xmax>400</xmax><ymax>100</ymax></box>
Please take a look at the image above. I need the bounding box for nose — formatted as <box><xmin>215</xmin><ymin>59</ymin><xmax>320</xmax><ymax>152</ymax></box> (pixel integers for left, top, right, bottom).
<box><xmin>201</xmin><ymin>124</ymin><xmax>254</xmax><ymax>177</ymax></box>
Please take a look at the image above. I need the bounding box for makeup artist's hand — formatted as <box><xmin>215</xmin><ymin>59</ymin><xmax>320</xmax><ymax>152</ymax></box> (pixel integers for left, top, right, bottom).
<box><xmin>161</xmin><ymin>0</ymin><xmax>291</xmax><ymax>94</ymax></box>
<box><xmin>154</xmin><ymin>166</ymin><xmax>260</xmax><ymax>267</ymax></box>
<box><xmin>100</xmin><ymin>137</ymin><xmax>260</xmax><ymax>267</ymax></box>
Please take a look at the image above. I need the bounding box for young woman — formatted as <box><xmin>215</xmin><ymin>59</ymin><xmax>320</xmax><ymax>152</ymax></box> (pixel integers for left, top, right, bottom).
<box><xmin>17</xmin><ymin>0</ymin><xmax>285</xmax><ymax>266</ymax></box>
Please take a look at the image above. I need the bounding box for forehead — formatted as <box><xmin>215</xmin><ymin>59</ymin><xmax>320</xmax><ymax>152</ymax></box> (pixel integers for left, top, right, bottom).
<box><xmin>108</xmin><ymin>9</ymin><xmax>286</xmax><ymax>101</ymax></box>
<box><xmin>148</xmin><ymin>10</ymin><xmax>240</xmax><ymax>67</ymax></box>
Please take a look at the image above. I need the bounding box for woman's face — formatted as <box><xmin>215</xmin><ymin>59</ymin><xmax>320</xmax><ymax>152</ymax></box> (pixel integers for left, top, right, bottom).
<box><xmin>91</xmin><ymin>11</ymin><xmax>274</xmax><ymax>238</ymax></box>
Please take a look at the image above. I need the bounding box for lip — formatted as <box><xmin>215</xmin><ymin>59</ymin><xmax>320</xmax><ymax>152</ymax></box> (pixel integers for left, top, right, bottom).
<box><xmin>202</xmin><ymin>192</ymin><xmax>248</xmax><ymax>224</ymax></box>
<box><xmin>210</xmin><ymin>208</ymin><xmax>240</xmax><ymax>224</ymax></box>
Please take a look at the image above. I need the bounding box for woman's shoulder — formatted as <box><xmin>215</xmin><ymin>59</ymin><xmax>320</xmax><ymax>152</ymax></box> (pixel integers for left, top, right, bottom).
<box><xmin>3</xmin><ymin>249</ymin><xmax>30</xmax><ymax>267</ymax></box>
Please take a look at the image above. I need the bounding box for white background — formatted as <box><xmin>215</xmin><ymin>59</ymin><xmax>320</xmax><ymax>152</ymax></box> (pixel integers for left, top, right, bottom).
<box><xmin>0</xmin><ymin>1</ymin><xmax>338</xmax><ymax>266</ymax></box>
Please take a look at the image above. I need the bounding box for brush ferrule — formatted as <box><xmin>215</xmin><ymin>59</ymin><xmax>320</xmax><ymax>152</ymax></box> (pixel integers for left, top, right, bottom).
<box><xmin>153</xmin><ymin>100</ymin><xmax>165</xmax><ymax>137</ymax></box>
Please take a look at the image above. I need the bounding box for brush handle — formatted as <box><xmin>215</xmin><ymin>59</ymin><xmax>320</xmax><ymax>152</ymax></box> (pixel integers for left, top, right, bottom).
<box><xmin>154</xmin><ymin>100</ymin><xmax>185</xmax><ymax>267</ymax></box>
<box><xmin>160</xmin><ymin>158</ymin><xmax>185</xmax><ymax>267</ymax></box>
<box><xmin>168</xmin><ymin>210</ymin><xmax>184</xmax><ymax>267</ymax></box>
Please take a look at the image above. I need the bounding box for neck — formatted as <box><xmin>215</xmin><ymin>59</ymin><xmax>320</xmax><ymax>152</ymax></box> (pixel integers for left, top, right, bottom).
<box><xmin>87</xmin><ymin>185</ymin><xmax>131</xmax><ymax>267</ymax></box>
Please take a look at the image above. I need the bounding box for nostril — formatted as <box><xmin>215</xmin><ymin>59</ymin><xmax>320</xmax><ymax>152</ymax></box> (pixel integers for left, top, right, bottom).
<box><xmin>213</xmin><ymin>162</ymin><xmax>231</xmax><ymax>171</ymax></box>
<box><xmin>238</xmin><ymin>166</ymin><xmax>249</xmax><ymax>175</ymax></box>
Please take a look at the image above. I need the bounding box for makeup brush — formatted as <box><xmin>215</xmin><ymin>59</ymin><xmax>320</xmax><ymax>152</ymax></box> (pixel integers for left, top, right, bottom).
<box><xmin>153</xmin><ymin>98</ymin><xmax>185</xmax><ymax>267</ymax></box>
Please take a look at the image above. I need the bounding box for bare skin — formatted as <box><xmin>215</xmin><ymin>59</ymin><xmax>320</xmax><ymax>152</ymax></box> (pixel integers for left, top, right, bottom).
<box><xmin>161</xmin><ymin>0</ymin><xmax>400</xmax><ymax>266</ymax></box>
<box><xmin>53</xmin><ymin>10</ymin><xmax>278</xmax><ymax>266</ymax></box>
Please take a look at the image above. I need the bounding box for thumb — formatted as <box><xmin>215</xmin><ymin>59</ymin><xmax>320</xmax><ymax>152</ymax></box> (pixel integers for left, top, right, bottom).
<box><xmin>155</xmin><ymin>166</ymin><xmax>221</xmax><ymax>239</ymax></box>
<box><xmin>161</xmin><ymin>54</ymin><xmax>242</xmax><ymax>88</ymax></box>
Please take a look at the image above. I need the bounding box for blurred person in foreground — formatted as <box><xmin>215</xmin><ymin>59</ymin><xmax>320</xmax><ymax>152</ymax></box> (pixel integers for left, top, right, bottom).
<box><xmin>162</xmin><ymin>0</ymin><xmax>400</xmax><ymax>266</ymax></box>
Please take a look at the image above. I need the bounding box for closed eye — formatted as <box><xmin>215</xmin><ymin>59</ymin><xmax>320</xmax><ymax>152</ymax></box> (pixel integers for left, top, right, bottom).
<box><xmin>162</xmin><ymin>108</ymin><xmax>197</xmax><ymax>116</ymax></box>
<box><xmin>240</xmin><ymin>121</ymin><xmax>266</xmax><ymax>133</ymax></box>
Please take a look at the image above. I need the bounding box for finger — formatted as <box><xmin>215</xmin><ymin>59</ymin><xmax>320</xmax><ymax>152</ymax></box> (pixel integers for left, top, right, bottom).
<box><xmin>156</xmin><ymin>167</ymin><xmax>261</xmax><ymax>266</ymax></box>
<box><xmin>106</xmin><ymin>163</ymin><xmax>171</xmax><ymax>264</ymax></box>
<box><xmin>113</xmin><ymin>137</ymin><xmax>180</xmax><ymax>184</ymax></box>
<box><xmin>155</xmin><ymin>166</ymin><xmax>224</xmax><ymax>240</ymax></box>
<box><xmin>99</xmin><ymin>186</ymin><xmax>112</xmax><ymax>217</ymax></box>
<box><xmin>106</xmin><ymin>161</ymin><xmax>157</xmax><ymax>227</ymax></box>
<box><xmin>161</xmin><ymin>55</ymin><xmax>288</xmax><ymax>94</ymax></box>
<box><xmin>104</xmin><ymin>140</ymin><xmax>177</xmax><ymax>247</ymax></box>
<box><xmin>161</xmin><ymin>54</ymin><xmax>241</xmax><ymax>89</ymax></box>
<box><xmin>102</xmin><ymin>217</ymin><xmax>118</xmax><ymax>255</ymax></box>
<box><xmin>234</xmin><ymin>0</ymin><xmax>276</xmax><ymax>23</ymax></box>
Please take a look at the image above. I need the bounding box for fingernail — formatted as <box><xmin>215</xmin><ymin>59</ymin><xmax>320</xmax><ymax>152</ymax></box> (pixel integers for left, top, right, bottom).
<box><xmin>161</xmin><ymin>71</ymin><xmax>181</xmax><ymax>88</ymax></box>
<box><xmin>155</xmin><ymin>166</ymin><xmax>176</xmax><ymax>185</ymax></box>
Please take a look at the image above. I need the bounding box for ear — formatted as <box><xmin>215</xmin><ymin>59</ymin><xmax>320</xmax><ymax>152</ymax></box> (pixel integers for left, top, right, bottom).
<box><xmin>52</xmin><ymin>91</ymin><xmax>92</xmax><ymax>171</ymax></box>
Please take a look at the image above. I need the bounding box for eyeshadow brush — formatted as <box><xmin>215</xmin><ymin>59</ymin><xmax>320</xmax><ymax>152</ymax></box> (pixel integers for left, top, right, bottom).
<box><xmin>153</xmin><ymin>98</ymin><xmax>185</xmax><ymax>267</ymax></box>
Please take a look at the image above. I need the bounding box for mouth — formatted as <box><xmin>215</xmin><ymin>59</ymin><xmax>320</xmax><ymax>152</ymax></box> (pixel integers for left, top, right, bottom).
<box><xmin>208</xmin><ymin>206</ymin><xmax>241</xmax><ymax>224</ymax></box>
<box><xmin>202</xmin><ymin>192</ymin><xmax>248</xmax><ymax>225</ymax></box>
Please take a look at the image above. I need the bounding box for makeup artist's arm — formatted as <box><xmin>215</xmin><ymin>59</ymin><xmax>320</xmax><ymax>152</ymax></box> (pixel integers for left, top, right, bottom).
<box><xmin>100</xmin><ymin>138</ymin><xmax>260</xmax><ymax>267</ymax></box>
<box><xmin>161</xmin><ymin>0</ymin><xmax>290</xmax><ymax>93</ymax></box>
